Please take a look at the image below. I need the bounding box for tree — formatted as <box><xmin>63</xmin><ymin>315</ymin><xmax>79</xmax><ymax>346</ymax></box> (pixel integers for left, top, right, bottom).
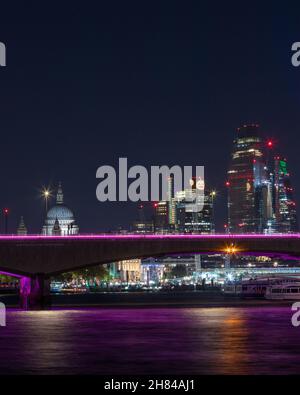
<box><xmin>52</xmin><ymin>265</ymin><xmax>110</xmax><ymax>284</ymax></box>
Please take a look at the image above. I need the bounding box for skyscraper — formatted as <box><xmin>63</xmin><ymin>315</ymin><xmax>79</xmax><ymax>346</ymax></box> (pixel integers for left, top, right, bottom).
<box><xmin>153</xmin><ymin>201</ymin><xmax>169</xmax><ymax>233</ymax></box>
<box><xmin>175</xmin><ymin>178</ymin><xmax>213</xmax><ymax>234</ymax></box>
<box><xmin>228</xmin><ymin>124</ymin><xmax>298</xmax><ymax>234</ymax></box>
<box><xmin>132</xmin><ymin>204</ymin><xmax>154</xmax><ymax>234</ymax></box>
<box><xmin>273</xmin><ymin>156</ymin><xmax>298</xmax><ymax>232</ymax></box>
<box><xmin>227</xmin><ymin>124</ymin><xmax>267</xmax><ymax>233</ymax></box>
<box><xmin>167</xmin><ymin>176</ymin><xmax>176</xmax><ymax>227</ymax></box>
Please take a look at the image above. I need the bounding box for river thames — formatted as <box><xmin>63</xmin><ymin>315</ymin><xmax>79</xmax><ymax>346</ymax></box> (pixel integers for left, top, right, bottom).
<box><xmin>0</xmin><ymin>306</ymin><xmax>299</xmax><ymax>375</ymax></box>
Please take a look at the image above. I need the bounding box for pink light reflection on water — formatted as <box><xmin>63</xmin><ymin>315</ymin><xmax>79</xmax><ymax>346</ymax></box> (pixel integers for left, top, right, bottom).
<box><xmin>0</xmin><ymin>306</ymin><xmax>299</xmax><ymax>375</ymax></box>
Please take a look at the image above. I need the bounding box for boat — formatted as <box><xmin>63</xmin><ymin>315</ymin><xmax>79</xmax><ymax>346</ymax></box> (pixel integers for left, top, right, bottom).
<box><xmin>265</xmin><ymin>282</ymin><xmax>300</xmax><ymax>300</ymax></box>
<box><xmin>224</xmin><ymin>275</ymin><xmax>300</xmax><ymax>298</ymax></box>
<box><xmin>223</xmin><ymin>280</ymin><xmax>267</xmax><ymax>298</ymax></box>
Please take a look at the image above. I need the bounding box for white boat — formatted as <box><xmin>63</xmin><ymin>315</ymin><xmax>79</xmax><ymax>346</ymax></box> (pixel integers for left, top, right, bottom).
<box><xmin>224</xmin><ymin>276</ymin><xmax>300</xmax><ymax>298</ymax></box>
<box><xmin>265</xmin><ymin>283</ymin><xmax>300</xmax><ymax>300</ymax></box>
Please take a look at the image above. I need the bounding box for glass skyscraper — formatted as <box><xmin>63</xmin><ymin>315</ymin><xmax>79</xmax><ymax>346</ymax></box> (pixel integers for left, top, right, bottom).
<box><xmin>228</xmin><ymin>124</ymin><xmax>298</xmax><ymax>234</ymax></box>
<box><xmin>227</xmin><ymin>124</ymin><xmax>266</xmax><ymax>233</ymax></box>
<box><xmin>273</xmin><ymin>156</ymin><xmax>298</xmax><ymax>232</ymax></box>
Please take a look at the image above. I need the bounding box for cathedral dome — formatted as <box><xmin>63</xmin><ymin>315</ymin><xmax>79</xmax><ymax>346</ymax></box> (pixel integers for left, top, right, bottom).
<box><xmin>46</xmin><ymin>205</ymin><xmax>74</xmax><ymax>221</ymax></box>
<box><xmin>42</xmin><ymin>182</ymin><xmax>79</xmax><ymax>236</ymax></box>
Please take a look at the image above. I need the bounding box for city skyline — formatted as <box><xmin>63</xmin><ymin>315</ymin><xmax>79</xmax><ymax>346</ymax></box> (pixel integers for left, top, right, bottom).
<box><xmin>1</xmin><ymin>2</ymin><xmax>300</xmax><ymax>379</ymax></box>
<box><xmin>2</xmin><ymin>122</ymin><xmax>298</xmax><ymax>235</ymax></box>
<box><xmin>1</xmin><ymin>3</ymin><xmax>300</xmax><ymax>233</ymax></box>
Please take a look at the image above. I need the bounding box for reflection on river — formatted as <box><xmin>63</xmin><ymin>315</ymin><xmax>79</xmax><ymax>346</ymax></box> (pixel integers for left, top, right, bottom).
<box><xmin>0</xmin><ymin>307</ymin><xmax>299</xmax><ymax>374</ymax></box>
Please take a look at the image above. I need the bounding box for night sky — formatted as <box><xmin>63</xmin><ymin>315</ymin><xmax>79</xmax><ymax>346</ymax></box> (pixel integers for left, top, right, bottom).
<box><xmin>0</xmin><ymin>1</ymin><xmax>300</xmax><ymax>233</ymax></box>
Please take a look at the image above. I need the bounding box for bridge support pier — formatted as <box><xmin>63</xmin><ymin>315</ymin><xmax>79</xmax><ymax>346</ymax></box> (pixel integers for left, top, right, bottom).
<box><xmin>20</xmin><ymin>274</ymin><xmax>51</xmax><ymax>310</ymax></box>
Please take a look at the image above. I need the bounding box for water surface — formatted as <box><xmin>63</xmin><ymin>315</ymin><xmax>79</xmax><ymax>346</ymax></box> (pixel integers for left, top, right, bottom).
<box><xmin>0</xmin><ymin>307</ymin><xmax>299</xmax><ymax>374</ymax></box>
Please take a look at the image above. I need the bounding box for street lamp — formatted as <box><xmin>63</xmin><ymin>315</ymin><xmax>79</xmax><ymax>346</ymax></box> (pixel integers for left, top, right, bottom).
<box><xmin>41</xmin><ymin>187</ymin><xmax>52</xmax><ymax>214</ymax></box>
<box><xmin>210</xmin><ymin>190</ymin><xmax>217</xmax><ymax>233</ymax></box>
<box><xmin>3</xmin><ymin>208</ymin><xmax>9</xmax><ymax>234</ymax></box>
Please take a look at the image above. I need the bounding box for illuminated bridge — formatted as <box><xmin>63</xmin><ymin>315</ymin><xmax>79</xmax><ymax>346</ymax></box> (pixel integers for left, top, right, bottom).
<box><xmin>0</xmin><ymin>234</ymin><xmax>300</xmax><ymax>309</ymax></box>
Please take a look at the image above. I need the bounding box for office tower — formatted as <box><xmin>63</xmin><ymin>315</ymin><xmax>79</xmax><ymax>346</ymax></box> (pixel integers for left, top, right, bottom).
<box><xmin>153</xmin><ymin>201</ymin><xmax>169</xmax><ymax>233</ymax></box>
<box><xmin>273</xmin><ymin>156</ymin><xmax>298</xmax><ymax>232</ymax></box>
<box><xmin>132</xmin><ymin>204</ymin><xmax>154</xmax><ymax>234</ymax></box>
<box><xmin>167</xmin><ymin>176</ymin><xmax>176</xmax><ymax>227</ymax></box>
<box><xmin>175</xmin><ymin>179</ymin><xmax>213</xmax><ymax>234</ymax></box>
<box><xmin>227</xmin><ymin>124</ymin><xmax>267</xmax><ymax>233</ymax></box>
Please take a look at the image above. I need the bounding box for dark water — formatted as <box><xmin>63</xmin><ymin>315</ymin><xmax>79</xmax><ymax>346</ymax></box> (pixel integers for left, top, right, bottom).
<box><xmin>0</xmin><ymin>307</ymin><xmax>300</xmax><ymax>375</ymax></box>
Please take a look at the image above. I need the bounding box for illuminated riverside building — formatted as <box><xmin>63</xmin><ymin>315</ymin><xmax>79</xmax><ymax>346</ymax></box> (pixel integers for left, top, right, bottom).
<box><xmin>115</xmin><ymin>259</ymin><xmax>141</xmax><ymax>282</ymax></box>
<box><xmin>42</xmin><ymin>183</ymin><xmax>79</xmax><ymax>235</ymax></box>
<box><xmin>141</xmin><ymin>258</ymin><xmax>165</xmax><ymax>284</ymax></box>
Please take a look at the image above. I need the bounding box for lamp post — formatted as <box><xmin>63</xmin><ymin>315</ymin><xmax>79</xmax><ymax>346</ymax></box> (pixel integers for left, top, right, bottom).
<box><xmin>41</xmin><ymin>188</ymin><xmax>52</xmax><ymax>215</ymax></box>
<box><xmin>3</xmin><ymin>208</ymin><xmax>9</xmax><ymax>234</ymax></box>
<box><xmin>210</xmin><ymin>190</ymin><xmax>216</xmax><ymax>233</ymax></box>
<box><xmin>44</xmin><ymin>190</ymin><xmax>50</xmax><ymax>213</ymax></box>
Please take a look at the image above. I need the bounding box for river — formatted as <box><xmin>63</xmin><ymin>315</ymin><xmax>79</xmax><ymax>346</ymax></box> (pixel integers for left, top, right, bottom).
<box><xmin>0</xmin><ymin>306</ymin><xmax>299</xmax><ymax>374</ymax></box>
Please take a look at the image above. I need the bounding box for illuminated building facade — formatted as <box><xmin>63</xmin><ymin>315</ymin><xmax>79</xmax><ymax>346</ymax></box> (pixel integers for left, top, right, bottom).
<box><xmin>175</xmin><ymin>178</ymin><xmax>213</xmax><ymax>234</ymax></box>
<box><xmin>141</xmin><ymin>258</ymin><xmax>165</xmax><ymax>284</ymax></box>
<box><xmin>132</xmin><ymin>204</ymin><xmax>154</xmax><ymax>234</ymax></box>
<box><xmin>42</xmin><ymin>183</ymin><xmax>79</xmax><ymax>235</ymax></box>
<box><xmin>167</xmin><ymin>176</ymin><xmax>176</xmax><ymax>226</ymax></box>
<box><xmin>228</xmin><ymin>124</ymin><xmax>298</xmax><ymax>234</ymax></box>
<box><xmin>273</xmin><ymin>156</ymin><xmax>298</xmax><ymax>232</ymax></box>
<box><xmin>227</xmin><ymin>124</ymin><xmax>267</xmax><ymax>233</ymax></box>
<box><xmin>153</xmin><ymin>201</ymin><xmax>169</xmax><ymax>233</ymax></box>
<box><xmin>116</xmin><ymin>259</ymin><xmax>141</xmax><ymax>282</ymax></box>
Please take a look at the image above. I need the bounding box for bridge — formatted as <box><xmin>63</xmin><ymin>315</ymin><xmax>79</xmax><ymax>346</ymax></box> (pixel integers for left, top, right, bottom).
<box><xmin>0</xmin><ymin>233</ymin><xmax>300</xmax><ymax>309</ymax></box>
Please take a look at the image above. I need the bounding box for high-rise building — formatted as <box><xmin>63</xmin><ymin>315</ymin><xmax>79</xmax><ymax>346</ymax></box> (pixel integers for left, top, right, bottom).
<box><xmin>228</xmin><ymin>124</ymin><xmax>298</xmax><ymax>234</ymax></box>
<box><xmin>227</xmin><ymin>124</ymin><xmax>267</xmax><ymax>233</ymax></box>
<box><xmin>153</xmin><ymin>201</ymin><xmax>169</xmax><ymax>233</ymax></box>
<box><xmin>132</xmin><ymin>204</ymin><xmax>154</xmax><ymax>234</ymax></box>
<box><xmin>273</xmin><ymin>156</ymin><xmax>298</xmax><ymax>232</ymax></box>
<box><xmin>175</xmin><ymin>179</ymin><xmax>213</xmax><ymax>234</ymax></box>
<box><xmin>167</xmin><ymin>176</ymin><xmax>176</xmax><ymax>226</ymax></box>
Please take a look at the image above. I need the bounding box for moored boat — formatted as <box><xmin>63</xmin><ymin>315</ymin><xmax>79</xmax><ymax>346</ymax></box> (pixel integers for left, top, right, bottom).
<box><xmin>265</xmin><ymin>283</ymin><xmax>300</xmax><ymax>300</ymax></box>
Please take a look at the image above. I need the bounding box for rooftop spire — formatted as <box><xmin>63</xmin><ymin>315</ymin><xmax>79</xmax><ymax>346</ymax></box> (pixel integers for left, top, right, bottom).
<box><xmin>56</xmin><ymin>182</ymin><xmax>64</xmax><ymax>205</ymax></box>
<box><xmin>52</xmin><ymin>217</ymin><xmax>62</xmax><ymax>236</ymax></box>
<box><xmin>17</xmin><ymin>216</ymin><xmax>27</xmax><ymax>235</ymax></box>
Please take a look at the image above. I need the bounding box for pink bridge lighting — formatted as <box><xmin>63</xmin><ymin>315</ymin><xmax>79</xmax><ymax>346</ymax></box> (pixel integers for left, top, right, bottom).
<box><xmin>0</xmin><ymin>233</ymin><xmax>298</xmax><ymax>240</ymax></box>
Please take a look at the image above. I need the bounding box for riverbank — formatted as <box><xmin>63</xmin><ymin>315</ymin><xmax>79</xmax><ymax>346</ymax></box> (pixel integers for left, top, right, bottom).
<box><xmin>0</xmin><ymin>290</ymin><xmax>294</xmax><ymax>308</ymax></box>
